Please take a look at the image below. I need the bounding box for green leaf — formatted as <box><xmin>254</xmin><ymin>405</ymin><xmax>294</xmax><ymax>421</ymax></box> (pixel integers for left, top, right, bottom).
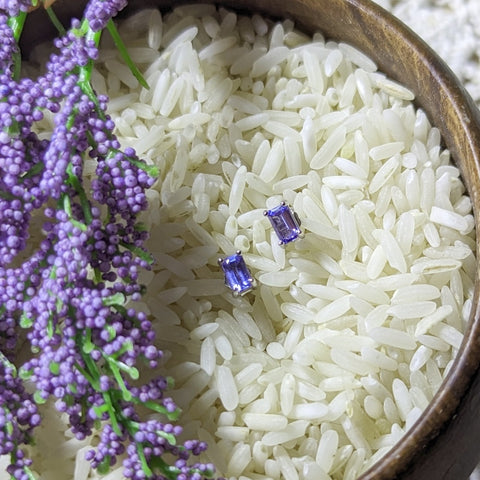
<box><xmin>92</xmin><ymin>403</ymin><xmax>109</xmax><ymax>419</ymax></box>
<box><xmin>34</xmin><ymin>391</ymin><xmax>47</xmax><ymax>405</ymax></box>
<box><xmin>49</xmin><ymin>265</ymin><xmax>57</xmax><ymax>280</ymax></box>
<box><xmin>19</xmin><ymin>313</ymin><xmax>33</xmax><ymax>328</ymax></box>
<box><xmin>156</xmin><ymin>429</ymin><xmax>176</xmax><ymax>446</ymax></box>
<box><xmin>0</xmin><ymin>351</ymin><xmax>17</xmax><ymax>375</ymax></box>
<box><xmin>19</xmin><ymin>367</ymin><xmax>32</xmax><ymax>380</ymax></box>
<box><xmin>24</xmin><ymin>465</ymin><xmax>37</xmax><ymax>480</ymax></box>
<box><xmin>7</xmin><ymin>12</ymin><xmax>27</xmax><ymax>81</ymax></box>
<box><xmin>69</xmin><ymin>218</ymin><xmax>87</xmax><ymax>232</ymax></box>
<box><xmin>49</xmin><ymin>362</ymin><xmax>60</xmax><ymax>375</ymax></box>
<box><xmin>96</xmin><ymin>455</ymin><xmax>112</xmax><ymax>475</ymax></box>
<box><xmin>5</xmin><ymin>419</ymin><xmax>13</xmax><ymax>436</ymax></box>
<box><xmin>46</xmin><ymin>314</ymin><xmax>54</xmax><ymax>339</ymax></box>
<box><xmin>102</xmin><ymin>292</ymin><xmax>126</xmax><ymax>307</ymax></box>
<box><xmin>82</xmin><ymin>328</ymin><xmax>94</xmax><ymax>354</ymax></box>
<box><xmin>61</xmin><ymin>193</ymin><xmax>72</xmax><ymax>216</ymax></box>
<box><xmin>7</xmin><ymin>11</ymin><xmax>27</xmax><ymax>42</ymax></box>
<box><xmin>105</xmin><ymin>325</ymin><xmax>116</xmax><ymax>341</ymax></box>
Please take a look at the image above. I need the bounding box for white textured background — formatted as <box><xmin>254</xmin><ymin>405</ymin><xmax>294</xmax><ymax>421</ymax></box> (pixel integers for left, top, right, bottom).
<box><xmin>377</xmin><ymin>1</ymin><xmax>480</xmax><ymax>479</ymax></box>
<box><xmin>379</xmin><ymin>0</ymin><xmax>480</xmax><ymax>104</ymax></box>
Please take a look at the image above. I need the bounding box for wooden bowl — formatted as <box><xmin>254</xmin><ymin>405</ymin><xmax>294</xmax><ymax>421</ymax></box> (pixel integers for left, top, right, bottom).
<box><xmin>23</xmin><ymin>1</ymin><xmax>480</xmax><ymax>479</ymax></box>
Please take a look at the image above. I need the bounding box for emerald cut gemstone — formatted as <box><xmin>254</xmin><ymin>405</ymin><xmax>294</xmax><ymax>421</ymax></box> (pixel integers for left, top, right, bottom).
<box><xmin>219</xmin><ymin>251</ymin><xmax>254</xmax><ymax>295</ymax></box>
<box><xmin>264</xmin><ymin>202</ymin><xmax>302</xmax><ymax>245</ymax></box>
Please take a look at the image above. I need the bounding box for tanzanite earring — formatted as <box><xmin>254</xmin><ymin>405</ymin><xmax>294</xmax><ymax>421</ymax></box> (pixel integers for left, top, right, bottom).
<box><xmin>264</xmin><ymin>202</ymin><xmax>303</xmax><ymax>245</ymax></box>
<box><xmin>218</xmin><ymin>251</ymin><xmax>255</xmax><ymax>296</ymax></box>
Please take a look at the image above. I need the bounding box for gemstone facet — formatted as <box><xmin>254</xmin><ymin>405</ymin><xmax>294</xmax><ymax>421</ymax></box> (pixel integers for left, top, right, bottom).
<box><xmin>219</xmin><ymin>251</ymin><xmax>254</xmax><ymax>296</ymax></box>
<box><xmin>264</xmin><ymin>202</ymin><xmax>302</xmax><ymax>245</ymax></box>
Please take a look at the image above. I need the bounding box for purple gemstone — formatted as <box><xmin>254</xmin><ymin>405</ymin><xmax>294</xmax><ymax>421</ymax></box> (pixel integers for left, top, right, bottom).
<box><xmin>219</xmin><ymin>252</ymin><xmax>254</xmax><ymax>295</ymax></box>
<box><xmin>265</xmin><ymin>203</ymin><xmax>302</xmax><ymax>244</ymax></box>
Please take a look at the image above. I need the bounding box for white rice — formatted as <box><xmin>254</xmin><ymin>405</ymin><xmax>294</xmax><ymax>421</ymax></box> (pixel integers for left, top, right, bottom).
<box><xmin>20</xmin><ymin>3</ymin><xmax>479</xmax><ymax>480</ymax></box>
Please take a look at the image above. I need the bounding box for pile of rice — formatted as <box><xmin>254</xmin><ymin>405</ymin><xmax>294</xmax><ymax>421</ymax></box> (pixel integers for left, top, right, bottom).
<box><xmin>10</xmin><ymin>3</ymin><xmax>477</xmax><ymax>480</ymax></box>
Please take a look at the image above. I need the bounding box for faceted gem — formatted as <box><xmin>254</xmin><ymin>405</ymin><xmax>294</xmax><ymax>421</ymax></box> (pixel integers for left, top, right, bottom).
<box><xmin>264</xmin><ymin>202</ymin><xmax>302</xmax><ymax>244</ymax></box>
<box><xmin>219</xmin><ymin>251</ymin><xmax>254</xmax><ymax>295</ymax></box>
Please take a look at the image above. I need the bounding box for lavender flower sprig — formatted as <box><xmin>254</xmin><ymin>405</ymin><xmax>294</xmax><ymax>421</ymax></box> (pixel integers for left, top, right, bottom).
<box><xmin>0</xmin><ymin>1</ymin><xmax>216</xmax><ymax>479</ymax></box>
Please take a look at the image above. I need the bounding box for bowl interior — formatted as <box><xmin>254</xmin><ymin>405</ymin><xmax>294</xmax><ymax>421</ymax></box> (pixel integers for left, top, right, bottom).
<box><xmin>22</xmin><ymin>1</ymin><xmax>480</xmax><ymax>478</ymax></box>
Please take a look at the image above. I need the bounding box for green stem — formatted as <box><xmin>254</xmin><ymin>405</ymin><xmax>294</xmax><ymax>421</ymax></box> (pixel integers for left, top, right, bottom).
<box><xmin>119</xmin><ymin>240</ymin><xmax>155</xmax><ymax>265</ymax></box>
<box><xmin>45</xmin><ymin>6</ymin><xmax>66</xmax><ymax>35</ymax></box>
<box><xmin>131</xmin><ymin>398</ymin><xmax>181</xmax><ymax>421</ymax></box>
<box><xmin>66</xmin><ymin>163</ymin><xmax>93</xmax><ymax>224</ymax></box>
<box><xmin>116</xmin><ymin>360</ymin><xmax>139</xmax><ymax>380</ymax></box>
<box><xmin>104</xmin><ymin>148</ymin><xmax>159</xmax><ymax>176</ymax></box>
<box><xmin>106</xmin><ymin>19</ymin><xmax>149</xmax><ymax>89</ymax></box>
<box><xmin>122</xmin><ymin>154</ymin><xmax>159</xmax><ymax>177</ymax></box>
<box><xmin>9</xmin><ymin>455</ymin><xmax>36</xmax><ymax>480</ymax></box>
<box><xmin>105</xmin><ymin>357</ymin><xmax>132</xmax><ymax>401</ymax></box>
<box><xmin>74</xmin><ymin>362</ymin><xmax>98</xmax><ymax>390</ymax></box>
<box><xmin>136</xmin><ymin>442</ymin><xmax>154</xmax><ymax>477</ymax></box>
<box><xmin>110</xmin><ymin>339</ymin><xmax>133</xmax><ymax>358</ymax></box>
<box><xmin>79</xmin><ymin>27</ymin><xmax>102</xmax><ymax>87</ymax></box>
<box><xmin>148</xmin><ymin>455</ymin><xmax>181</xmax><ymax>480</ymax></box>
<box><xmin>102</xmin><ymin>391</ymin><xmax>122</xmax><ymax>436</ymax></box>
<box><xmin>61</xmin><ymin>193</ymin><xmax>88</xmax><ymax>231</ymax></box>
<box><xmin>74</xmin><ymin>22</ymin><xmax>102</xmax><ymax>110</ymax></box>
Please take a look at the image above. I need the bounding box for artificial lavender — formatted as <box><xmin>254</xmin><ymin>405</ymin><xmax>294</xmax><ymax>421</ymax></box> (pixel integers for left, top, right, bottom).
<box><xmin>0</xmin><ymin>1</ymin><xmax>216</xmax><ymax>479</ymax></box>
<box><xmin>0</xmin><ymin>0</ymin><xmax>31</xmax><ymax>18</ymax></box>
<box><xmin>0</xmin><ymin>352</ymin><xmax>40</xmax><ymax>480</ymax></box>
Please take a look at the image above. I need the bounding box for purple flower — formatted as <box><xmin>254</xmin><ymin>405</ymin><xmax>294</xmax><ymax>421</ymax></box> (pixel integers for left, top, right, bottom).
<box><xmin>0</xmin><ymin>1</ymin><xmax>216</xmax><ymax>478</ymax></box>
<box><xmin>0</xmin><ymin>353</ymin><xmax>39</xmax><ymax>478</ymax></box>
<box><xmin>0</xmin><ymin>1</ymin><xmax>31</xmax><ymax>18</ymax></box>
<box><xmin>85</xmin><ymin>0</ymin><xmax>128</xmax><ymax>31</ymax></box>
